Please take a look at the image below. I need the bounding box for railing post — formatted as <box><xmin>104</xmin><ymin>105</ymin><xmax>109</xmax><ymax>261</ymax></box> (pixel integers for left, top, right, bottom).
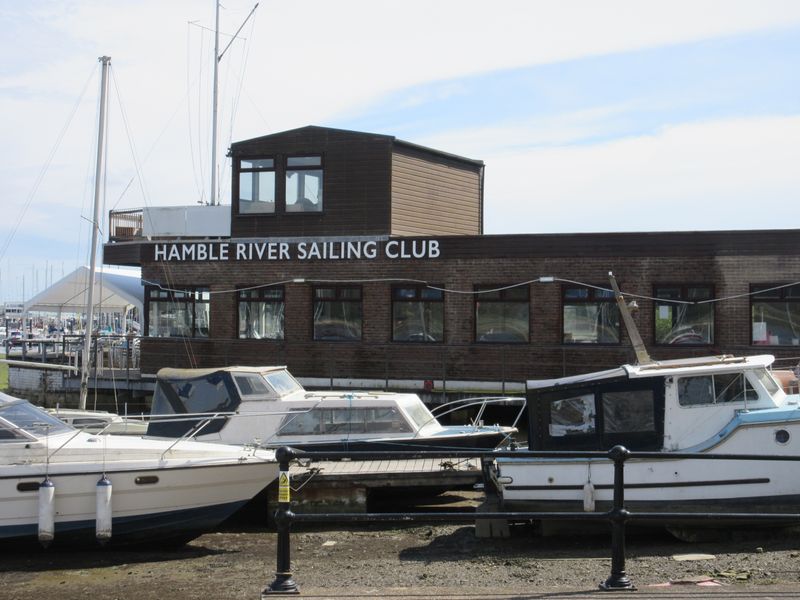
<box><xmin>600</xmin><ymin>444</ymin><xmax>635</xmax><ymax>591</ymax></box>
<box><xmin>263</xmin><ymin>446</ymin><xmax>299</xmax><ymax>596</ymax></box>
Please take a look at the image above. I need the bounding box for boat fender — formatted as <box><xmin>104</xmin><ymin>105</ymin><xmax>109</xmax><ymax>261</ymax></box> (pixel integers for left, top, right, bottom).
<box><xmin>96</xmin><ymin>475</ymin><xmax>113</xmax><ymax>543</ymax></box>
<box><xmin>582</xmin><ymin>481</ymin><xmax>595</xmax><ymax>512</ymax></box>
<box><xmin>38</xmin><ymin>478</ymin><xmax>55</xmax><ymax>547</ymax></box>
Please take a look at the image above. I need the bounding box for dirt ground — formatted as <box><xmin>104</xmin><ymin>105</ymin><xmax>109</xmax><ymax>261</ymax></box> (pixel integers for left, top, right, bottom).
<box><xmin>3</xmin><ymin>489</ymin><xmax>800</xmax><ymax>600</ymax></box>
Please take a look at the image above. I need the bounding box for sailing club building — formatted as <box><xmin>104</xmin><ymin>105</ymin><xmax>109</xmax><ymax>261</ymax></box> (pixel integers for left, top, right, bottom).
<box><xmin>103</xmin><ymin>126</ymin><xmax>800</xmax><ymax>395</ymax></box>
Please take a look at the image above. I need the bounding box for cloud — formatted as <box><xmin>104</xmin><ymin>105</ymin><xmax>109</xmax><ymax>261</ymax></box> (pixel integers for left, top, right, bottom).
<box><xmin>475</xmin><ymin>115</ymin><xmax>800</xmax><ymax>233</ymax></box>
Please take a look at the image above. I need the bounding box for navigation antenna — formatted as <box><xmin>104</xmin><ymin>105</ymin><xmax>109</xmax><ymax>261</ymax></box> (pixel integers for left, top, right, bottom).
<box><xmin>608</xmin><ymin>271</ymin><xmax>652</xmax><ymax>365</ymax></box>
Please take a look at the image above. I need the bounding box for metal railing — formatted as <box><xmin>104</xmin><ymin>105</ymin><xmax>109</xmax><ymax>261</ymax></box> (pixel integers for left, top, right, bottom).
<box><xmin>108</xmin><ymin>208</ymin><xmax>143</xmax><ymax>241</ymax></box>
<box><xmin>262</xmin><ymin>445</ymin><xmax>800</xmax><ymax>595</ymax></box>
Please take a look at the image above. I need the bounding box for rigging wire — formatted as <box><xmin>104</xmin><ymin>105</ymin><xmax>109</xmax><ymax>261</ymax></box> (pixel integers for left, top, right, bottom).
<box><xmin>0</xmin><ymin>67</ymin><xmax>96</xmax><ymax>264</ymax></box>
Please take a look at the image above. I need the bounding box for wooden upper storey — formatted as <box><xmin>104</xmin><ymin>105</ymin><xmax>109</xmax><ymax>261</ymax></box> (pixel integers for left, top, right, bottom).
<box><xmin>228</xmin><ymin>126</ymin><xmax>484</xmax><ymax>238</ymax></box>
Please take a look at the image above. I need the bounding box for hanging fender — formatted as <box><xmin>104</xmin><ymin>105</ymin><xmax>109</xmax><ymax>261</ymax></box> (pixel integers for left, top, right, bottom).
<box><xmin>38</xmin><ymin>478</ymin><xmax>55</xmax><ymax>547</ymax></box>
<box><xmin>96</xmin><ymin>475</ymin><xmax>113</xmax><ymax>543</ymax></box>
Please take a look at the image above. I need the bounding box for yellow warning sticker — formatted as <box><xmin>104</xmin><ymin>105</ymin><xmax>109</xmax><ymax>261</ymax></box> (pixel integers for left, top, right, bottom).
<box><xmin>278</xmin><ymin>471</ymin><xmax>290</xmax><ymax>503</ymax></box>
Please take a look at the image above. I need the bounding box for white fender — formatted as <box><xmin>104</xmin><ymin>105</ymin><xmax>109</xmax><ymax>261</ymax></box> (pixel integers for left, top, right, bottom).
<box><xmin>582</xmin><ymin>481</ymin><xmax>596</xmax><ymax>512</ymax></box>
<box><xmin>38</xmin><ymin>478</ymin><xmax>55</xmax><ymax>547</ymax></box>
<box><xmin>96</xmin><ymin>475</ymin><xmax>113</xmax><ymax>543</ymax></box>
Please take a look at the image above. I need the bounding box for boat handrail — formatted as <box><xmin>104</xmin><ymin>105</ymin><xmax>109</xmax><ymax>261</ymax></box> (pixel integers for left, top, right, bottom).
<box><xmin>158</xmin><ymin>413</ymin><xmax>227</xmax><ymax>460</ymax></box>
<box><xmin>429</xmin><ymin>396</ymin><xmax>526</xmax><ymax>427</ymax></box>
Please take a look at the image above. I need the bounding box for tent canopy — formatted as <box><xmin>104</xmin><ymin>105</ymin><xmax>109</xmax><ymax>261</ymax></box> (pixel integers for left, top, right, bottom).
<box><xmin>23</xmin><ymin>266</ymin><xmax>142</xmax><ymax>314</ymax></box>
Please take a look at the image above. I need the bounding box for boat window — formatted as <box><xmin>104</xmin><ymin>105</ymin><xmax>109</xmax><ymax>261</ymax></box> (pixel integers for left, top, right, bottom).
<box><xmin>278</xmin><ymin>407</ymin><xmax>413</xmax><ymax>436</ymax></box>
<box><xmin>234</xmin><ymin>374</ymin><xmax>272</xmax><ymax>397</ymax></box>
<box><xmin>757</xmin><ymin>369</ymin><xmax>782</xmax><ymax>396</ymax></box>
<box><xmin>0</xmin><ymin>401</ymin><xmax>72</xmax><ymax>438</ymax></box>
<box><xmin>263</xmin><ymin>370</ymin><xmax>303</xmax><ymax>396</ymax></box>
<box><xmin>549</xmin><ymin>394</ymin><xmax>595</xmax><ymax>437</ymax></box>
<box><xmin>602</xmin><ymin>390</ymin><xmax>655</xmax><ymax>433</ymax></box>
<box><xmin>402</xmin><ymin>401</ymin><xmax>437</xmax><ymax>431</ymax></box>
<box><xmin>678</xmin><ymin>373</ymin><xmax>758</xmax><ymax>406</ymax></box>
<box><xmin>148</xmin><ymin>373</ymin><xmax>238</xmax><ymax>437</ymax></box>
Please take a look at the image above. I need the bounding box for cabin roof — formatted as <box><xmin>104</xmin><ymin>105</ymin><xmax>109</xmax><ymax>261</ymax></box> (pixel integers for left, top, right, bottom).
<box><xmin>156</xmin><ymin>365</ymin><xmax>288</xmax><ymax>380</ymax></box>
<box><xmin>526</xmin><ymin>354</ymin><xmax>776</xmax><ymax>389</ymax></box>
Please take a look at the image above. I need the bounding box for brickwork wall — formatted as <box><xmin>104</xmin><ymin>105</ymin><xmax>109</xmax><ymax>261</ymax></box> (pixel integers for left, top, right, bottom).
<box><xmin>139</xmin><ymin>249</ymin><xmax>800</xmax><ymax>383</ymax></box>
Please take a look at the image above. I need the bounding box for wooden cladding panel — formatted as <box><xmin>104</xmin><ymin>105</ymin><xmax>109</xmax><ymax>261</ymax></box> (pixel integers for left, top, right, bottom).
<box><xmin>391</xmin><ymin>150</ymin><xmax>481</xmax><ymax>236</ymax></box>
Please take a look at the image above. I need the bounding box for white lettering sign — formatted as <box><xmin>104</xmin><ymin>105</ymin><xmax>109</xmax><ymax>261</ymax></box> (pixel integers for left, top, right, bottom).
<box><xmin>152</xmin><ymin>240</ymin><xmax>441</xmax><ymax>262</ymax></box>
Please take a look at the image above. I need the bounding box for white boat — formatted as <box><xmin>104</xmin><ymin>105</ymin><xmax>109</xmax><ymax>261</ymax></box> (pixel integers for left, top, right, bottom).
<box><xmin>147</xmin><ymin>365</ymin><xmax>519</xmax><ymax>451</ymax></box>
<box><xmin>488</xmin><ymin>353</ymin><xmax>800</xmax><ymax>524</ymax></box>
<box><xmin>0</xmin><ymin>391</ymin><xmax>277</xmax><ymax>548</ymax></box>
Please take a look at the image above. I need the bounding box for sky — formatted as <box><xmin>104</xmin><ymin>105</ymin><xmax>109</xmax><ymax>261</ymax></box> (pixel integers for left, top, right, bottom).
<box><xmin>1</xmin><ymin>0</ymin><xmax>799</xmax><ymax>303</ymax></box>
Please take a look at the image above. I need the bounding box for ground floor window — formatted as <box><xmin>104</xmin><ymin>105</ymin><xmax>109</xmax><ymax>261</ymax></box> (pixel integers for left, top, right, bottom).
<box><xmin>654</xmin><ymin>285</ymin><xmax>713</xmax><ymax>345</ymax></box>
<box><xmin>751</xmin><ymin>284</ymin><xmax>800</xmax><ymax>346</ymax></box>
<box><xmin>146</xmin><ymin>286</ymin><xmax>209</xmax><ymax>338</ymax></box>
<box><xmin>392</xmin><ymin>285</ymin><xmax>443</xmax><ymax>342</ymax></box>
<box><xmin>313</xmin><ymin>286</ymin><xmax>362</xmax><ymax>341</ymax></box>
<box><xmin>238</xmin><ymin>286</ymin><xmax>284</xmax><ymax>339</ymax></box>
<box><xmin>562</xmin><ymin>284</ymin><xmax>619</xmax><ymax>344</ymax></box>
<box><xmin>475</xmin><ymin>285</ymin><xmax>529</xmax><ymax>342</ymax></box>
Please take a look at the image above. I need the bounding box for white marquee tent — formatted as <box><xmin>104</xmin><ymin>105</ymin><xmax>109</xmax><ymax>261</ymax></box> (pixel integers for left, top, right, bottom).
<box><xmin>23</xmin><ymin>266</ymin><xmax>142</xmax><ymax>315</ymax></box>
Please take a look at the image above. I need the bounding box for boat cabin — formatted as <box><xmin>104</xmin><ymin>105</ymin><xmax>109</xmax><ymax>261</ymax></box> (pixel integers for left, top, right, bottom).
<box><xmin>526</xmin><ymin>354</ymin><xmax>790</xmax><ymax>452</ymax></box>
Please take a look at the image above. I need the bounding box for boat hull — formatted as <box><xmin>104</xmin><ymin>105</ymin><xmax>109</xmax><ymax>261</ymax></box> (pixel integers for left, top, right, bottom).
<box><xmin>275</xmin><ymin>429</ymin><xmax>511</xmax><ymax>452</ymax></box>
<box><xmin>0</xmin><ymin>461</ymin><xmax>276</xmax><ymax>548</ymax></box>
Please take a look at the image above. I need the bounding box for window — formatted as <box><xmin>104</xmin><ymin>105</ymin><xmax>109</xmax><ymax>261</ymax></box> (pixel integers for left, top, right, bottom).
<box><xmin>392</xmin><ymin>285</ymin><xmax>443</xmax><ymax>342</ymax></box>
<box><xmin>238</xmin><ymin>286</ymin><xmax>284</xmax><ymax>340</ymax></box>
<box><xmin>678</xmin><ymin>373</ymin><xmax>758</xmax><ymax>406</ymax></box>
<box><xmin>562</xmin><ymin>285</ymin><xmax>619</xmax><ymax>344</ymax></box>
<box><xmin>601</xmin><ymin>390</ymin><xmax>655</xmax><ymax>433</ymax></box>
<box><xmin>549</xmin><ymin>394</ymin><xmax>595</xmax><ymax>437</ymax></box>
<box><xmin>751</xmin><ymin>284</ymin><xmax>800</xmax><ymax>346</ymax></box>
<box><xmin>313</xmin><ymin>286</ymin><xmax>361</xmax><ymax>341</ymax></box>
<box><xmin>278</xmin><ymin>407</ymin><xmax>413</xmax><ymax>436</ymax></box>
<box><xmin>654</xmin><ymin>285</ymin><xmax>713</xmax><ymax>345</ymax></box>
<box><xmin>286</xmin><ymin>156</ymin><xmax>322</xmax><ymax>213</ymax></box>
<box><xmin>238</xmin><ymin>158</ymin><xmax>275</xmax><ymax>214</ymax></box>
<box><xmin>475</xmin><ymin>285</ymin><xmax>529</xmax><ymax>342</ymax></box>
<box><xmin>146</xmin><ymin>286</ymin><xmax>209</xmax><ymax>338</ymax></box>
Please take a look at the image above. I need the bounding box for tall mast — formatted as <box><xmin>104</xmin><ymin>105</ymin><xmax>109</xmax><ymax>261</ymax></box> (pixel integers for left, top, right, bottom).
<box><xmin>79</xmin><ymin>55</ymin><xmax>111</xmax><ymax>410</ymax></box>
<box><xmin>210</xmin><ymin>1</ymin><xmax>220</xmax><ymax>206</ymax></box>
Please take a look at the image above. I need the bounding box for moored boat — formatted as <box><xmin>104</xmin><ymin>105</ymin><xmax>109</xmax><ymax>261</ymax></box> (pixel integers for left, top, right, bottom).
<box><xmin>147</xmin><ymin>365</ymin><xmax>519</xmax><ymax>451</ymax></box>
<box><xmin>0</xmin><ymin>391</ymin><xmax>277</xmax><ymax>548</ymax></box>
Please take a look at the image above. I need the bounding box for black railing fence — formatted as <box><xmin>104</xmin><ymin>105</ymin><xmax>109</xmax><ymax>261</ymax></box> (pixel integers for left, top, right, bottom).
<box><xmin>263</xmin><ymin>445</ymin><xmax>800</xmax><ymax>595</ymax></box>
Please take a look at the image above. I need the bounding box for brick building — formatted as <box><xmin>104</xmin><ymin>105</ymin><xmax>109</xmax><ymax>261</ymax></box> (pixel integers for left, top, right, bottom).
<box><xmin>103</xmin><ymin>126</ymin><xmax>800</xmax><ymax>394</ymax></box>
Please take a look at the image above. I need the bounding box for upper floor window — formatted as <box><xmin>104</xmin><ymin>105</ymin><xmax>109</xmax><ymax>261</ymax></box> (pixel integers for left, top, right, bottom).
<box><xmin>751</xmin><ymin>283</ymin><xmax>800</xmax><ymax>346</ymax></box>
<box><xmin>562</xmin><ymin>285</ymin><xmax>619</xmax><ymax>344</ymax></box>
<box><xmin>475</xmin><ymin>285</ymin><xmax>529</xmax><ymax>343</ymax></box>
<box><xmin>654</xmin><ymin>285</ymin><xmax>713</xmax><ymax>345</ymax></box>
<box><xmin>392</xmin><ymin>285</ymin><xmax>443</xmax><ymax>342</ymax></box>
<box><xmin>313</xmin><ymin>286</ymin><xmax>361</xmax><ymax>341</ymax></box>
<box><xmin>286</xmin><ymin>156</ymin><xmax>323</xmax><ymax>213</ymax></box>
<box><xmin>238</xmin><ymin>158</ymin><xmax>275</xmax><ymax>214</ymax></box>
<box><xmin>238</xmin><ymin>286</ymin><xmax>285</xmax><ymax>340</ymax></box>
<box><xmin>146</xmin><ymin>286</ymin><xmax>209</xmax><ymax>338</ymax></box>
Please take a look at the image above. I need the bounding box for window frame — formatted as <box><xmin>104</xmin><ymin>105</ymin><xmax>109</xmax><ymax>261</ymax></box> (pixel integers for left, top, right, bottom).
<box><xmin>652</xmin><ymin>283</ymin><xmax>714</xmax><ymax>346</ymax></box>
<box><xmin>391</xmin><ymin>284</ymin><xmax>444</xmax><ymax>343</ymax></box>
<box><xmin>561</xmin><ymin>284</ymin><xmax>621</xmax><ymax>345</ymax></box>
<box><xmin>312</xmin><ymin>285</ymin><xmax>362</xmax><ymax>341</ymax></box>
<box><xmin>237</xmin><ymin>285</ymin><xmax>285</xmax><ymax>340</ymax></box>
<box><xmin>145</xmin><ymin>285</ymin><xmax>210</xmax><ymax>338</ymax></box>
<box><xmin>236</xmin><ymin>156</ymin><xmax>276</xmax><ymax>215</ymax></box>
<box><xmin>750</xmin><ymin>283</ymin><xmax>800</xmax><ymax>346</ymax></box>
<box><xmin>474</xmin><ymin>284</ymin><xmax>530</xmax><ymax>343</ymax></box>
<box><xmin>285</xmin><ymin>154</ymin><xmax>323</xmax><ymax>214</ymax></box>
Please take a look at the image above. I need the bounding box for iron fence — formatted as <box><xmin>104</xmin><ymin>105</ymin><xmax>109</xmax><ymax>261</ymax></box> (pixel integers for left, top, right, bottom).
<box><xmin>263</xmin><ymin>445</ymin><xmax>800</xmax><ymax>595</ymax></box>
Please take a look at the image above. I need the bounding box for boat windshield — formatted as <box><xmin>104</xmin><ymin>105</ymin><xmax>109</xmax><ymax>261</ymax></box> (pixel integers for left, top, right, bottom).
<box><xmin>402</xmin><ymin>401</ymin><xmax>438</xmax><ymax>431</ymax></box>
<box><xmin>263</xmin><ymin>370</ymin><xmax>303</xmax><ymax>396</ymax></box>
<box><xmin>756</xmin><ymin>368</ymin><xmax>782</xmax><ymax>397</ymax></box>
<box><xmin>0</xmin><ymin>400</ymin><xmax>72</xmax><ymax>439</ymax></box>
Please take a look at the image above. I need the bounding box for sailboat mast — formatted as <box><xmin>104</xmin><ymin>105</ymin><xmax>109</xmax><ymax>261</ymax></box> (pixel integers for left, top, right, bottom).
<box><xmin>210</xmin><ymin>1</ymin><xmax>220</xmax><ymax>206</ymax></box>
<box><xmin>79</xmin><ymin>55</ymin><xmax>111</xmax><ymax>410</ymax></box>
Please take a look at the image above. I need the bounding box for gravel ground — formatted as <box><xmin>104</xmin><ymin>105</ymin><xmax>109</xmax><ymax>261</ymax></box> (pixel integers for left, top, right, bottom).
<box><xmin>3</xmin><ymin>491</ymin><xmax>800</xmax><ymax>599</ymax></box>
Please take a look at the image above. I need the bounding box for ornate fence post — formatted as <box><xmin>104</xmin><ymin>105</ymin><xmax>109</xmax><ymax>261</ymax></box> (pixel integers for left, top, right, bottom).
<box><xmin>600</xmin><ymin>444</ymin><xmax>635</xmax><ymax>591</ymax></box>
<box><xmin>263</xmin><ymin>446</ymin><xmax>299</xmax><ymax>596</ymax></box>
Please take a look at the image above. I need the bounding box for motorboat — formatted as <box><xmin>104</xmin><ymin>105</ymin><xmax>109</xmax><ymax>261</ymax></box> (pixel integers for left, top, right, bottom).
<box><xmin>0</xmin><ymin>391</ymin><xmax>277</xmax><ymax>548</ymax></box>
<box><xmin>487</xmin><ymin>353</ymin><xmax>800</xmax><ymax>525</ymax></box>
<box><xmin>147</xmin><ymin>365</ymin><xmax>519</xmax><ymax>451</ymax></box>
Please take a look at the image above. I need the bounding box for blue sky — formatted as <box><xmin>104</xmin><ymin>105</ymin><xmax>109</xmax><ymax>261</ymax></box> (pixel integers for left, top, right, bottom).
<box><xmin>1</xmin><ymin>1</ymin><xmax>799</xmax><ymax>302</ymax></box>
